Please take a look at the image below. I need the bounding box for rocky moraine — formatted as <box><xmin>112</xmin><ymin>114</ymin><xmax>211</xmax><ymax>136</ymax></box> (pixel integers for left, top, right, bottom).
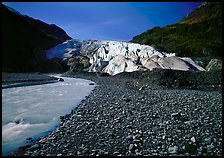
<box><xmin>13</xmin><ymin>69</ymin><xmax>222</xmax><ymax>156</ymax></box>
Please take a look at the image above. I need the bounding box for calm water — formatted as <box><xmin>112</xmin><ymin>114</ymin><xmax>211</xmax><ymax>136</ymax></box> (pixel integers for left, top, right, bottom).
<box><xmin>2</xmin><ymin>75</ymin><xmax>95</xmax><ymax>155</ymax></box>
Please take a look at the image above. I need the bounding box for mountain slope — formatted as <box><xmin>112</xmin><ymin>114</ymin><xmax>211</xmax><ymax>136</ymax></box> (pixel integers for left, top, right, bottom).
<box><xmin>130</xmin><ymin>2</ymin><xmax>222</xmax><ymax>58</ymax></box>
<box><xmin>1</xmin><ymin>4</ymin><xmax>72</xmax><ymax>72</ymax></box>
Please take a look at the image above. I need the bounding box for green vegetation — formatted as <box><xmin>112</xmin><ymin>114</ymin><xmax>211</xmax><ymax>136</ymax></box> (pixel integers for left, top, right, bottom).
<box><xmin>131</xmin><ymin>2</ymin><xmax>222</xmax><ymax>58</ymax></box>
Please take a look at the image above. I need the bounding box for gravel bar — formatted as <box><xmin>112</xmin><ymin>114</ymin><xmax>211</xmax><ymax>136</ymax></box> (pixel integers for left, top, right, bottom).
<box><xmin>2</xmin><ymin>72</ymin><xmax>59</xmax><ymax>89</ymax></box>
<box><xmin>11</xmin><ymin>70</ymin><xmax>222</xmax><ymax>156</ymax></box>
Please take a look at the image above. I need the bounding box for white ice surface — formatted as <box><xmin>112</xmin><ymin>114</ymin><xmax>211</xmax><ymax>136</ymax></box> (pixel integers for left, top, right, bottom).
<box><xmin>46</xmin><ymin>39</ymin><xmax>204</xmax><ymax>75</ymax></box>
<box><xmin>2</xmin><ymin>75</ymin><xmax>95</xmax><ymax>155</ymax></box>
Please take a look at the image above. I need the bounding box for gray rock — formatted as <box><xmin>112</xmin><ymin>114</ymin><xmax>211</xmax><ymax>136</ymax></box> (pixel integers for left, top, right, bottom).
<box><xmin>126</xmin><ymin>135</ymin><xmax>133</xmax><ymax>140</ymax></box>
<box><xmin>191</xmin><ymin>137</ymin><xmax>196</xmax><ymax>143</ymax></box>
<box><xmin>204</xmin><ymin>137</ymin><xmax>212</xmax><ymax>144</ymax></box>
<box><xmin>171</xmin><ymin>112</ymin><xmax>181</xmax><ymax>118</ymax></box>
<box><xmin>168</xmin><ymin>146</ymin><xmax>178</xmax><ymax>154</ymax></box>
<box><xmin>113</xmin><ymin>151</ymin><xmax>120</xmax><ymax>155</ymax></box>
<box><xmin>139</xmin><ymin>86</ymin><xmax>146</xmax><ymax>91</ymax></box>
<box><xmin>129</xmin><ymin>144</ymin><xmax>134</xmax><ymax>152</ymax></box>
<box><xmin>207</xmin><ymin>144</ymin><xmax>215</xmax><ymax>151</ymax></box>
<box><xmin>126</xmin><ymin>125</ymin><xmax>132</xmax><ymax>129</ymax></box>
<box><xmin>205</xmin><ymin>59</ymin><xmax>222</xmax><ymax>71</ymax></box>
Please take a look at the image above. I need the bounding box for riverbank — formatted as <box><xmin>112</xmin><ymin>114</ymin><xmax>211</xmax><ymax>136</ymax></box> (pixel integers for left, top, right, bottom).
<box><xmin>2</xmin><ymin>72</ymin><xmax>59</xmax><ymax>89</ymax></box>
<box><xmin>2</xmin><ymin>73</ymin><xmax>95</xmax><ymax>156</ymax></box>
<box><xmin>12</xmin><ymin>69</ymin><xmax>222</xmax><ymax>156</ymax></box>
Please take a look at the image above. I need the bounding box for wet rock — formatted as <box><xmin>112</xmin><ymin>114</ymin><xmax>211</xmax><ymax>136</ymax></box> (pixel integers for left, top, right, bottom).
<box><xmin>28</xmin><ymin>144</ymin><xmax>39</xmax><ymax>150</ymax></box>
<box><xmin>19</xmin><ymin>145</ymin><xmax>31</xmax><ymax>151</ymax></box>
<box><xmin>58</xmin><ymin>78</ymin><xmax>64</xmax><ymax>82</ymax></box>
<box><xmin>26</xmin><ymin>137</ymin><xmax>33</xmax><ymax>141</ymax></box>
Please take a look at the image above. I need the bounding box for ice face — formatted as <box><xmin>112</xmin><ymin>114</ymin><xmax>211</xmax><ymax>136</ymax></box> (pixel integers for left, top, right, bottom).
<box><xmin>2</xmin><ymin>75</ymin><xmax>95</xmax><ymax>155</ymax></box>
<box><xmin>46</xmin><ymin>39</ymin><xmax>205</xmax><ymax>76</ymax></box>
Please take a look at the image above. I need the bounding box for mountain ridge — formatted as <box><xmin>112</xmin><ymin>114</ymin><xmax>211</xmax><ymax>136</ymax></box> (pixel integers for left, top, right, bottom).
<box><xmin>130</xmin><ymin>2</ymin><xmax>222</xmax><ymax>58</ymax></box>
<box><xmin>2</xmin><ymin>4</ymin><xmax>72</xmax><ymax>72</ymax></box>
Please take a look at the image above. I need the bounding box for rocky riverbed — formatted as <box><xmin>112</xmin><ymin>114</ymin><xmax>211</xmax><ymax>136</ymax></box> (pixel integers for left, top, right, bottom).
<box><xmin>11</xmin><ymin>69</ymin><xmax>222</xmax><ymax>156</ymax></box>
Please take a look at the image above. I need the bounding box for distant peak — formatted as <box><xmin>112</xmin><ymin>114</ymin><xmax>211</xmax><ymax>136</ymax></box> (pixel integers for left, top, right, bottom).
<box><xmin>50</xmin><ymin>24</ymin><xmax>57</xmax><ymax>27</ymax></box>
<box><xmin>198</xmin><ymin>2</ymin><xmax>221</xmax><ymax>8</ymax></box>
<box><xmin>4</xmin><ymin>5</ymin><xmax>23</xmax><ymax>16</ymax></box>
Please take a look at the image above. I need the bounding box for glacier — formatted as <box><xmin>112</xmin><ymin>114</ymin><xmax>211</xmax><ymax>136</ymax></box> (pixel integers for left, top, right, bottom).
<box><xmin>46</xmin><ymin>39</ymin><xmax>205</xmax><ymax>75</ymax></box>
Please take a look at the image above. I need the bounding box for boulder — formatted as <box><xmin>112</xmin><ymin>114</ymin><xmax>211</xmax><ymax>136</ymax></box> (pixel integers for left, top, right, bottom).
<box><xmin>58</xmin><ymin>78</ymin><xmax>64</xmax><ymax>82</ymax></box>
<box><xmin>205</xmin><ymin>59</ymin><xmax>222</xmax><ymax>71</ymax></box>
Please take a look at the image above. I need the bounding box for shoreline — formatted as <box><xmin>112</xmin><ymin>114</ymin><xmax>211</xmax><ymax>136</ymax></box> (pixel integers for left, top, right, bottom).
<box><xmin>10</xmin><ymin>70</ymin><xmax>222</xmax><ymax>156</ymax></box>
<box><xmin>2</xmin><ymin>72</ymin><xmax>95</xmax><ymax>156</ymax></box>
<box><xmin>2</xmin><ymin>72</ymin><xmax>59</xmax><ymax>89</ymax></box>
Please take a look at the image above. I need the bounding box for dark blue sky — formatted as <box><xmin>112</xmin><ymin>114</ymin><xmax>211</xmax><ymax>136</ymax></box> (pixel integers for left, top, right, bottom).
<box><xmin>3</xmin><ymin>2</ymin><xmax>203</xmax><ymax>41</ymax></box>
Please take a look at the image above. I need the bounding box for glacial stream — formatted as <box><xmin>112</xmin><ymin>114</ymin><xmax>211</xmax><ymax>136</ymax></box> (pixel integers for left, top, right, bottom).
<box><xmin>2</xmin><ymin>74</ymin><xmax>95</xmax><ymax>155</ymax></box>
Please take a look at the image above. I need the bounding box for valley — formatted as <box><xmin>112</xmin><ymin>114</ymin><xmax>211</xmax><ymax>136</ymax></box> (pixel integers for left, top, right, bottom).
<box><xmin>2</xmin><ymin>2</ymin><xmax>222</xmax><ymax>156</ymax></box>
